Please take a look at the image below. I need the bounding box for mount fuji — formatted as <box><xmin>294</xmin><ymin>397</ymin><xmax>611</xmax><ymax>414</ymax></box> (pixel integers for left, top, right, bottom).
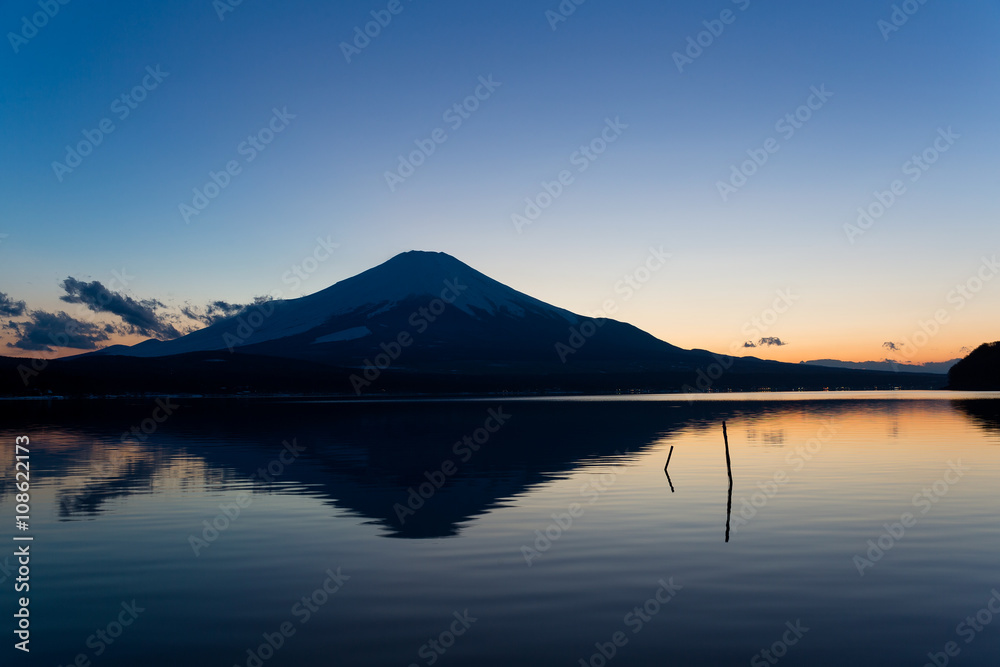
<box><xmin>2</xmin><ymin>251</ymin><xmax>946</xmax><ymax>396</ymax></box>
<box><xmin>95</xmin><ymin>250</ymin><xmax>686</xmax><ymax>369</ymax></box>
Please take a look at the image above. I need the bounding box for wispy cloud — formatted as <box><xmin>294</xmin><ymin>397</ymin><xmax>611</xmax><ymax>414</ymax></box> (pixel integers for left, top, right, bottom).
<box><xmin>60</xmin><ymin>277</ymin><xmax>181</xmax><ymax>339</ymax></box>
<box><xmin>0</xmin><ymin>292</ymin><xmax>26</xmax><ymax>317</ymax></box>
<box><xmin>181</xmin><ymin>300</ymin><xmax>247</xmax><ymax>326</ymax></box>
<box><xmin>4</xmin><ymin>311</ymin><xmax>112</xmax><ymax>352</ymax></box>
<box><xmin>758</xmin><ymin>337</ymin><xmax>787</xmax><ymax>347</ymax></box>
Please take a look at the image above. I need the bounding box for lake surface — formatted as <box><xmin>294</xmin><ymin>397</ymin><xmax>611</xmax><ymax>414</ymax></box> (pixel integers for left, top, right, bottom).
<box><xmin>2</xmin><ymin>392</ymin><xmax>999</xmax><ymax>666</ymax></box>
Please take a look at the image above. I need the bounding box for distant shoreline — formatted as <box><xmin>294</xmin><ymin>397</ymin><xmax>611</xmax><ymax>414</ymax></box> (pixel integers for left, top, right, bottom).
<box><xmin>3</xmin><ymin>388</ymin><xmax>999</xmax><ymax>403</ymax></box>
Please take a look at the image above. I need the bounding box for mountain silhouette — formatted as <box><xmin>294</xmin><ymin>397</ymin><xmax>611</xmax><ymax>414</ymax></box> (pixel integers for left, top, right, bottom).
<box><xmin>91</xmin><ymin>250</ymin><xmax>685</xmax><ymax>368</ymax></box>
<box><xmin>948</xmin><ymin>342</ymin><xmax>1000</xmax><ymax>390</ymax></box>
<box><xmin>1</xmin><ymin>251</ymin><xmax>947</xmax><ymax>396</ymax></box>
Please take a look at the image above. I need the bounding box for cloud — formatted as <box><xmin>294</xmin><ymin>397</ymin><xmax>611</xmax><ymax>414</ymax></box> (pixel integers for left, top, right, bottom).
<box><xmin>743</xmin><ymin>341</ymin><xmax>757</xmax><ymax>348</ymax></box>
<box><xmin>5</xmin><ymin>311</ymin><xmax>112</xmax><ymax>352</ymax></box>
<box><xmin>882</xmin><ymin>341</ymin><xmax>902</xmax><ymax>352</ymax></box>
<box><xmin>758</xmin><ymin>337</ymin><xmax>787</xmax><ymax>347</ymax></box>
<box><xmin>59</xmin><ymin>277</ymin><xmax>180</xmax><ymax>339</ymax></box>
<box><xmin>0</xmin><ymin>292</ymin><xmax>26</xmax><ymax>317</ymax></box>
<box><xmin>181</xmin><ymin>300</ymin><xmax>248</xmax><ymax>326</ymax></box>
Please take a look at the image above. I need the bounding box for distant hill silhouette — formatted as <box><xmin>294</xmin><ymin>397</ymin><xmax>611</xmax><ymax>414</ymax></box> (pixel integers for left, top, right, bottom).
<box><xmin>802</xmin><ymin>358</ymin><xmax>958</xmax><ymax>374</ymax></box>
<box><xmin>948</xmin><ymin>342</ymin><xmax>1000</xmax><ymax>390</ymax></box>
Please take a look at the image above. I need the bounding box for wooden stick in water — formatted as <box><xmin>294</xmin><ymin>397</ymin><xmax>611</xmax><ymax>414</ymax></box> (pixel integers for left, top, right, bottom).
<box><xmin>723</xmin><ymin>422</ymin><xmax>733</xmax><ymax>484</ymax></box>
<box><xmin>663</xmin><ymin>445</ymin><xmax>676</xmax><ymax>492</ymax></box>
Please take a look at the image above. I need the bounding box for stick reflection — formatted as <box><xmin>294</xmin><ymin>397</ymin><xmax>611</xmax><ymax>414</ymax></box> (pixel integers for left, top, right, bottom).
<box><xmin>724</xmin><ymin>421</ymin><xmax>733</xmax><ymax>543</ymax></box>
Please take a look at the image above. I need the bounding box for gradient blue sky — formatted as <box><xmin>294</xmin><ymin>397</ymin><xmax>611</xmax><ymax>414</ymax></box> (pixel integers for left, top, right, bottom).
<box><xmin>1</xmin><ymin>0</ymin><xmax>998</xmax><ymax>362</ymax></box>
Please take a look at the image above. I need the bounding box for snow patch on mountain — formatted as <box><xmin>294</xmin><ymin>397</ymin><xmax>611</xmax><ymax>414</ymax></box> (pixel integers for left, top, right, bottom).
<box><xmin>312</xmin><ymin>326</ymin><xmax>372</xmax><ymax>344</ymax></box>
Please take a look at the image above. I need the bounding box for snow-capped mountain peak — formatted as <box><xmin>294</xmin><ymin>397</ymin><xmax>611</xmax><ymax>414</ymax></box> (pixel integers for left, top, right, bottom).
<box><xmin>109</xmin><ymin>251</ymin><xmax>580</xmax><ymax>358</ymax></box>
<box><xmin>305</xmin><ymin>250</ymin><xmax>575</xmax><ymax>320</ymax></box>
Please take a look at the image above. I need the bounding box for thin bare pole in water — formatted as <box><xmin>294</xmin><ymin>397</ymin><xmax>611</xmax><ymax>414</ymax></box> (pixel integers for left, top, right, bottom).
<box><xmin>664</xmin><ymin>445</ymin><xmax>675</xmax><ymax>492</ymax></box>
<box><xmin>724</xmin><ymin>421</ymin><xmax>733</xmax><ymax>543</ymax></box>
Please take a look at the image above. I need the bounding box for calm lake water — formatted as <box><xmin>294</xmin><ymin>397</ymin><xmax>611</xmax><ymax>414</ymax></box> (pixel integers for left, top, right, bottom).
<box><xmin>2</xmin><ymin>392</ymin><xmax>999</xmax><ymax>666</ymax></box>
